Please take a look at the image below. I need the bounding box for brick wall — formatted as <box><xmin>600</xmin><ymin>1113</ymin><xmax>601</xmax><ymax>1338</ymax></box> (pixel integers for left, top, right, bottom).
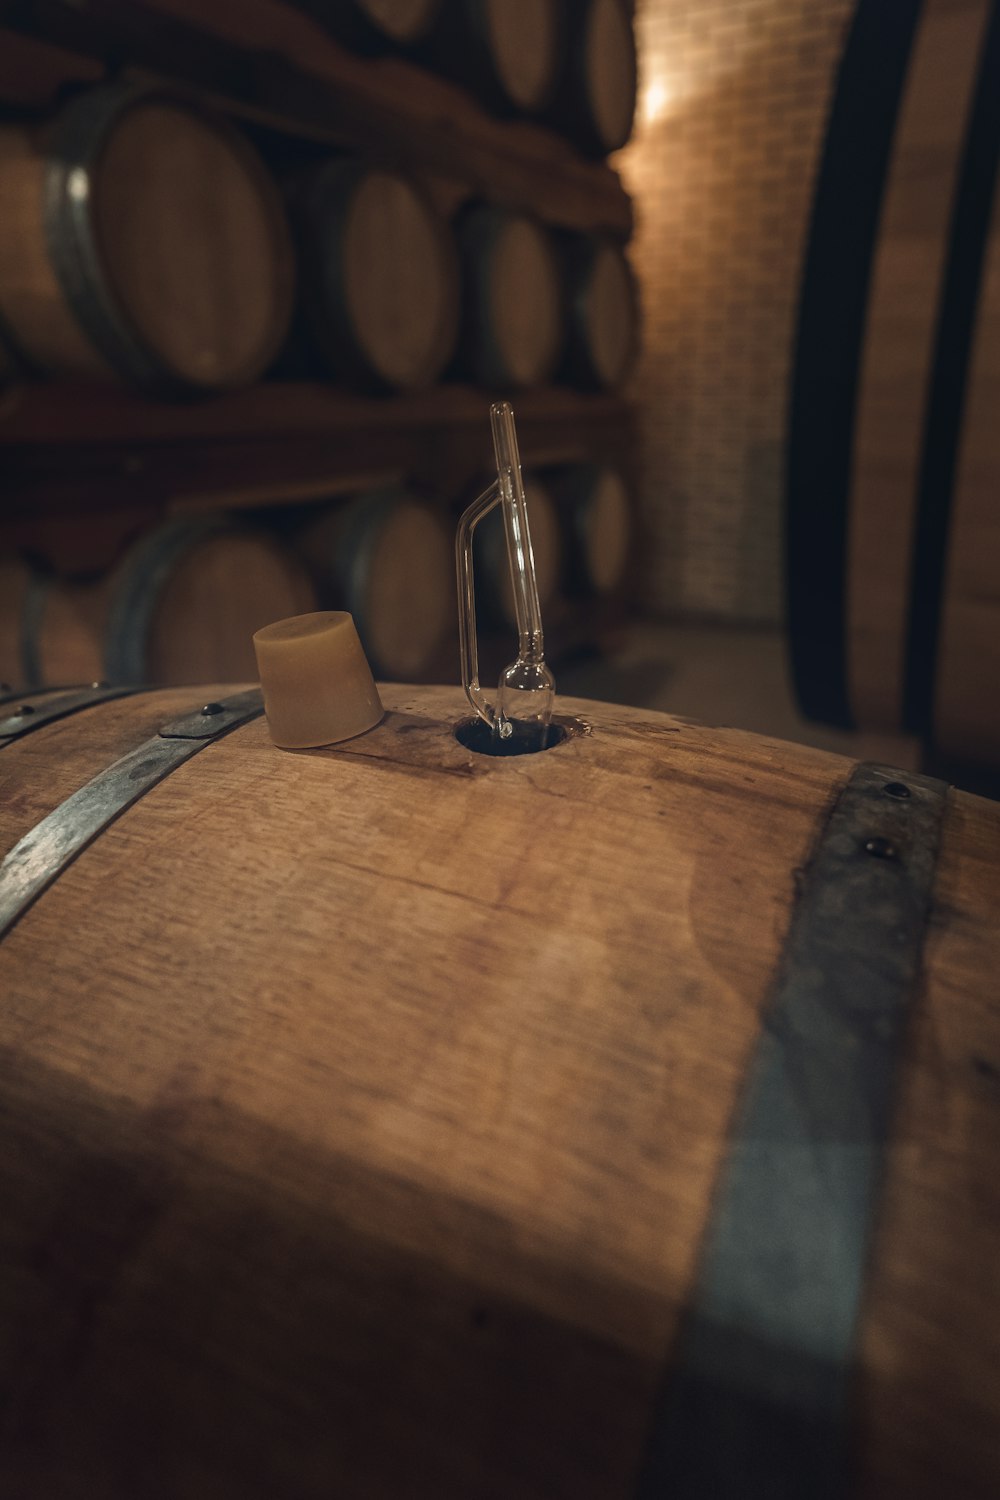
<box><xmin>619</xmin><ymin>0</ymin><xmax>855</xmax><ymax>622</ymax></box>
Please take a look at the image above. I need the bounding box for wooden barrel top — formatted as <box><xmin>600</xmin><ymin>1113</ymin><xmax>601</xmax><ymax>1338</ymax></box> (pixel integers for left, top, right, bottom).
<box><xmin>480</xmin><ymin>0</ymin><xmax>559</xmax><ymax>114</ymax></box>
<box><xmin>340</xmin><ymin>169</ymin><xmax>458</xmax><ymax>390</ymax></box>
<box><xmin>93</xmin><ymin>96</ymin><xmax>294</xmax><ymax>388</ymax></box>
<box><xmin>0</xmin><ymin>685</ymin><xmax>996</xmax><ymax>1495</ymax></box>
<box><xmin>458</xmin><ymin>206</ymin><xmax>562</xmax><ymax>388</ymax></box>
<box><xmin>584</xmin><ymin>0</ymin><xmax>637</xmax><ymax>154</ymax></box>
<box><xmin>561</xmin><ymin>463</ymin><xmax>633</xmax><ymax>595</ymax></box>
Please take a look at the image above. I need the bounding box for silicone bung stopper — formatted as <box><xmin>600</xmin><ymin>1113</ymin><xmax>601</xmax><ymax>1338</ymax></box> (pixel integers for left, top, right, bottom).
<box><xmin>253</xmin><ymin>611</ymin><xmax>384</xmax><ymax>748</ymax></box>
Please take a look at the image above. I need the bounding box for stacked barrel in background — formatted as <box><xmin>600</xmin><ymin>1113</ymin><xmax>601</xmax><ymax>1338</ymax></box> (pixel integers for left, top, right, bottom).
<box><xmin>0</xmin><ymin>0</ymin><xmax>641</xmax><ymax>688</ymax></box>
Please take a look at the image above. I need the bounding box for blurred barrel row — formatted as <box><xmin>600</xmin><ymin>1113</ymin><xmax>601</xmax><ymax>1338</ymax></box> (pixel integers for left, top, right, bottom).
<box><xmin>0</xmin><ymin>464</ymin><xmax>635</xmax><ymax>687</ymax></box>
<box><xmin>0</xmin><ymin>82</ymin><xmax>638</xmax><ymax>397</ymax></box>
<box><xmin>288</xmin><ymin>0</ymin><xmax>638</xmax><ymax>156</ymax></box>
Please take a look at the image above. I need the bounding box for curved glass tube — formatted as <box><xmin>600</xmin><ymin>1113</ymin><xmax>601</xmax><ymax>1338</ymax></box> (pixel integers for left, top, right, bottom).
<box><xmin>456</xmin><ymin>402</ymin><xmax>556</xmax><ymax>744</ymax></box>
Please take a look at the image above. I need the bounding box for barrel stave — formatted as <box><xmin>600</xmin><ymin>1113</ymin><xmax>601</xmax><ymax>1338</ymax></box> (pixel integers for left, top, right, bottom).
<box><xmin>0</xmin><ymin>686</ymin><xmax>997</xmax><ymax>1495</ymax></box>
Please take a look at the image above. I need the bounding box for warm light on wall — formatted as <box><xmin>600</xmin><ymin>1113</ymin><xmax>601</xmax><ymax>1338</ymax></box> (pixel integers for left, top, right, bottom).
<box><xmin>641</xmin><ymin>77</ymin><xmax>672</xmax><ymax>126</ymax></box>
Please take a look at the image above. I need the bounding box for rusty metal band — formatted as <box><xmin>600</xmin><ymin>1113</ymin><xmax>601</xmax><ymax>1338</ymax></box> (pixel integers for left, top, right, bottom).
<box><xmin>0</xmin><ymin>689</ymin><xmax>263</xmax><ymax>941</ymax></box>
<box><xmin>637</xmin><ymin>761</ymin><xmax>948</xmax><ymax>1500</ymax></box>
<box><xmin>0</xmin><ymin>685</ymin><xmax>145</xmax><ymax>744</ymax></box>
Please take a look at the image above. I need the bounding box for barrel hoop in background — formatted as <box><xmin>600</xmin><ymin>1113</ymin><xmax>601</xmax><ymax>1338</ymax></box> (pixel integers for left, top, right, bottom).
<box><xmin>0</xmin><ymin>688</ymin><xmax>264</xmax><ymax>942</ymax></box>
<box><xmin>904</xmin><ymin>0</ymin><xmax>1000</xmax><ymax>737</ymax></box>
<box><xmin>102</xmin><ymin>516</ymin><xmax>235</xmax><ymax>685</ymax></box>
<box><xmin>637</xmin><ymin>761</ymin><xmax>948</xmax><ymax>1500</ymax></box>
<box><xmin>785</xmin><ymin>0</ymin><xmax>923</xmax><ymax>729</ymax></box>
<box><xmin>43</xmin><ymin>84</ymin><xmax>175</xmax><ymax>392</ymax></box>
<box><xmin>0</xmin><ymin>684</ymin><xmax>144</xmax><ymax>745</ymax></box>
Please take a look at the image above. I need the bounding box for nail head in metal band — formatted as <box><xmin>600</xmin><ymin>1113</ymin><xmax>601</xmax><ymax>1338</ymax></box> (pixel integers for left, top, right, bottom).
<box><xmin>637</xmin><ymin>762</ymin><xmax>948</xmax><ymax>1500</ymax></box>
<box><xmin>0</xmin><ymin>684</ymin><xmax>146</xmax><ymax>743</ymax></box>
<box><xmin>0</xmin><ymin>689</ymin><xmax>263</xmax><ymax>940</ymax></box>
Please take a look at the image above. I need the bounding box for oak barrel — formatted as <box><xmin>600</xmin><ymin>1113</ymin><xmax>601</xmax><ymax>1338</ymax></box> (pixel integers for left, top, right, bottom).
<box><xmin>298</xmin><ymin>488</ymin><xmax>454</xmax><ymax>678</ymax></box>
<box><xmin>788</xmin><ymin>0</ymin><xmax>1000</xmax><ymax>768</ymax></box>
<box><xmin>454</xmin><ymin>204</ymin><xmax>564</xmax><ymax>388</ymax></box>
<box><xmin>0</xmin><ymin>85</ymin><xmax>295</xmax><ymax>392</ymax></box>
<box><xmin>0</xmin><ymin>521</ymin><xmax>316</xmax><ymax>687</ymax></box>
<box><xmin>418</xmin><ymin>0</ymin><xmax>562</xmax><ymax>117</ymax></box>
<box><xmin>558</xmin><ymin>233</ymin><xmax>640</xmax><ymax>391</ymax></box>
<box><xmin>554</xmin><ymin>461</ymin><xmax>634</xmax><ymax>597</ymax></box>
<box><xmin>0</xmin><ymin>682</ymin><xmax>997</xmax><ymax>1498</ymax></box>
<box><xmin>287</xmin><ymin>160</ymin><xmax>459</xmax><ymax>392</ymax></box>
<box><xmin>543</xmin><ymin>0</ymin><xmax>637</xmax><ymax>157</ymax></box>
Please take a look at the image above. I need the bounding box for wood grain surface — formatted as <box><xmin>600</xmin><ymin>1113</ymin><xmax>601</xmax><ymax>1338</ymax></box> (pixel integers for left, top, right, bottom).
<box><xmin>0</xmin><ymin>684</ymin><xmax>996</xmax><ymax>1496</ymax></box>
<box><xmin>94</xmin><ymin>98</ymin><xmax>294</xmax><ymax>388</ymax></box>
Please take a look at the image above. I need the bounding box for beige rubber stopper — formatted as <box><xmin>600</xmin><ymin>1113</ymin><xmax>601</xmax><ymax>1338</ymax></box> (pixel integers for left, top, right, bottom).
<box><xmin>253</xmin><ymin>611</ymin><xmax>384</xmax><ymax>749</ymax></box>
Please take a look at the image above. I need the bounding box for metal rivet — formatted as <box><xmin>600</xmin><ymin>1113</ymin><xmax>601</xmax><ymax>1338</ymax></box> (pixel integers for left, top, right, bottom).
<box><xmin>864</xmin><ymin>836</ymin><xmax>898</xmax><ymax>860</ymax></box>
<box><xmin>201</xmin><ymin>702</ymin><xmax>224</xmax><ymax>716</ymax></box>
<box><xmin>90</xmin><ymin>680</ymin><xmax>108</xmax><ymax>690</ymax></box>
<box><xmin>883</xmin><ymin>781</ymin><xmax>911</xmax><ymax>800</ymax></box>
<box><xmin>14</xmin><ymin>704</ymin><xmax>36</xmax><ymax>717</ymax></box>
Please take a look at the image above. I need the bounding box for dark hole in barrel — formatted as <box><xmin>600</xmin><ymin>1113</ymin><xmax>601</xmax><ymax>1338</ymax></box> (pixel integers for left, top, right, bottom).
<box><xmin>454</xmin><ymin>717</ymin><xmax>568</xmax><ymax>757</ymax></box>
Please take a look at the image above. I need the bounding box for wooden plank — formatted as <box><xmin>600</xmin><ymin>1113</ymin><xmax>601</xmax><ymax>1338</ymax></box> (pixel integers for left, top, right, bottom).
<box><xmin>0</xmin><ymin>385</ymin><xmax>638</xmax><ymax>591</ymax></box>
<box><xmin>0</xmin><ymin>28</ymin><xmax>104</xmax><ymax>109</ymax></box>
<box><xmin>0</xmin><ymin>380</ymin><xmax>629</xmax><ymax>446</ymax></box>
<box><xmin>0</xmin><ymin>0</ymin><xmax>631</xmax><ymax>235</ymax></box>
